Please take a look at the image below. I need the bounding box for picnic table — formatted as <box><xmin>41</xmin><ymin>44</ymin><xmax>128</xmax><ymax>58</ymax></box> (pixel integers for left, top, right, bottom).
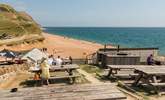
<box><xmin>30</xmin><ymin>64</ymin><xmax>79</xmax><ymax>74</ymax></box>
<box><xmin>0</xmin><ymin>83</ymin><xmax>126</xmax><ymax>100</ymax></box>
<box><xmin>62</xmin><ymin>59</ymin><xmax>72</xmax><ymax>64</ymax></box>
<box><xmin>107</xmin><ymin>65</ymin><xmax>165</xmax><ymax>95</ymax></box>
<box><xmin>106</xmin><ymin>65</ymin><xmax>138</xmax><ymax>78</ymax></box>
<box><xmin>29</xmin><ymin>64</ymin><xmax>80</xmax><ymax>83</ymax></box>
<box><xmin>133</xmin><ymin>65</ymin><xmax>165</xmax><ymax>95</ymax></box>
<box><xmin>51</xmin><ymin>64</ymin><xmax>79</xmax><ymax>75</ymax></box>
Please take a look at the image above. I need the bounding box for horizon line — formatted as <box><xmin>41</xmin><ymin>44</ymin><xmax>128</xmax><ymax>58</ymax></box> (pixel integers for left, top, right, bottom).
<box><xmin>43</xmin><ymin>26</ymin><xmax>165</xmax><ymax>28</ymax></box>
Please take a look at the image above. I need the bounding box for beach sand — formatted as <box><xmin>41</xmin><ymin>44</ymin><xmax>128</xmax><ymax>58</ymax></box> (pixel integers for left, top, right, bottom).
<box><xmin>0</xmin><ymin>32</ymin><xmax>112</xmax><ymax>58</ymax></box>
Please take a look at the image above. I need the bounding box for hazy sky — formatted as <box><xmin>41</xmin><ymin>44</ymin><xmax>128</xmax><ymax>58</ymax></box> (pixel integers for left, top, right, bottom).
<box><xmin>1</xmin><ymin>0</ymin><xmax>165</xmax><ymax>27</ymax></box>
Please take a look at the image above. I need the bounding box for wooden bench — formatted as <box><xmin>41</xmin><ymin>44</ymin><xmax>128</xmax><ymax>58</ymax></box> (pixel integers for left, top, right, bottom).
<box><xmin>49</xmin><ymin>75</ymin><xmax>81</xmax><ymax>83</ymax></box>
<box><xmin>150</xmin><ymin>83</ymin><xmax>165</xmax><ymax>87</ymax></box>
<box><xmin>149</xmin><ymin>83</ymin><xmax>165</xmax><ymax>95</ymax></box>
<box><xmin>129</xmin><ymin>73</ymin><xmax>139</xmax><ymax>77</ymax></box>
<box><xmin>27</xmin><ymin>75</ymin><xmax>81</xmax><ymax>84</ymax></box>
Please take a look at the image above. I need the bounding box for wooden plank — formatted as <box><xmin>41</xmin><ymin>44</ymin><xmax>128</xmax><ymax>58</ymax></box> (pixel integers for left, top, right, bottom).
<box><xmin>114</xmin><ymin>73</ymin><xmax>138</xmax><ymax>77</ymax></box>
<box><xmin>150</xmin><ymin>83</ymin><xmax>165</xmax><ymax>86</ymax></box>
<box><xmin>26</xmin><ymin>75</ymin><xmax>80</xmax><ymax>82</ymax></box>
<box><xmin>135</xmin><ymin>67</ymin><xmax>165</xmax><ymax>75</ymax></box>
<box><xmin>108</xmin><ymin>65</ymin><xmax>165</xmax><ymax>70</ymax></box>
<box><xmin>0</xmin><ymin>84</ymin><xmax>126</xmax><ymax>100</ymax></box>
<box><xmin>29</xmin><ymin>64</ymin><xmax>79</xmax><ymax>72</ymax></box>
<box><xmin>107</xmin><ymin>65</ymin><xmax>134</xmax><ymax>69</ymax></box>
<box><xmin>0</xmin><ymin>89</ymin><xmax>124</xmax><ymax>100</ymax></box>
<box><xmin>49</xmin><ymin>75</ymin><xmax>80</xmax><ymax>79</ymax></box>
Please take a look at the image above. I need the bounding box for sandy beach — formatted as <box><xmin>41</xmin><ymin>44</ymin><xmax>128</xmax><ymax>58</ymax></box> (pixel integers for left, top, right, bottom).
<box><xmin>0</xmin><ymin>32</ymin><xmax>111</xmax><ymax>58</ymax></box>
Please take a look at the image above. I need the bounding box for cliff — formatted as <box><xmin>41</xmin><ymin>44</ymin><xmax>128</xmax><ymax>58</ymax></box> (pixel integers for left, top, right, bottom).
<box><xmin>0</xmin><ymin>4</ymin><xmax>44</xmax><ymax>46</ymax></box>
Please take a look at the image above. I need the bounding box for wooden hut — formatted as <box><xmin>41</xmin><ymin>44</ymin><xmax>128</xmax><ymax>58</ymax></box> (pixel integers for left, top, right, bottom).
<box><xmin>96</xmin><ymin>47</ymin><xmax>159</xmax><ymax>68</ymax></box>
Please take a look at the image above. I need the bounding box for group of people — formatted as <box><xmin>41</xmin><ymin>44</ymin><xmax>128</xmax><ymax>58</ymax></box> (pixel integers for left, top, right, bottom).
<box><xmin>47</xmin><ymin>55</ymin><xmax>72</xmax><ymax>66</ymax></box>
<box><xmin>33</xmin><ymin>55</ymin><xmax>73</xmax><ymax>85</ymax></box>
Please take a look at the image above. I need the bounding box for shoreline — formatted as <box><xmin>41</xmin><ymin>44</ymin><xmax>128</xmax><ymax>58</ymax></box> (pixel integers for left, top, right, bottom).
<box><xmin>42</xmin><ymin>32</ymin><xmax>105</xmax><ymax>58</ymax></box>
<box><xmin>0</xmin><ymin>32</ymin><xmax>114</xmax><ymax>58</ymax></box>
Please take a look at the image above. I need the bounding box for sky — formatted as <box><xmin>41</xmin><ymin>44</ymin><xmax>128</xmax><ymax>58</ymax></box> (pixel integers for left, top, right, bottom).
<box><xmin>1</xmin><ymin>0</ymin><xmax>165</xmax><ymax>27</ymax></box>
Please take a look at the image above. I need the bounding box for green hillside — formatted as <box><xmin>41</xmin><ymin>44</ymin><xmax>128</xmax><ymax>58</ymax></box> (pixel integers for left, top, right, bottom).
<box><xmin>0</xmin><ymin>4</ymin><xmax>43</xmax><ymax>42</ymax></box>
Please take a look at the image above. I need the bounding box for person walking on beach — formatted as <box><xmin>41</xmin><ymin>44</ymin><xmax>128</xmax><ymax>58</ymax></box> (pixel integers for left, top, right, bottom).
<box><xmin>40</xmin><ymin>57</ymin><xmax>50</xmax><ymax>85</ymax></box>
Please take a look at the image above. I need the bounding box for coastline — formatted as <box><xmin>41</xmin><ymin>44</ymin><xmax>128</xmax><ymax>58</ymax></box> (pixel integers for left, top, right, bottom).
<box><xmin>42</xmin><ymin>32</ymin><xmax>104</xmax><ymax>58</ymax></box>
<box><xmin>0</xmin><ymin>32</ymin><xmax>113</xmax><ymax>58</ymax></box>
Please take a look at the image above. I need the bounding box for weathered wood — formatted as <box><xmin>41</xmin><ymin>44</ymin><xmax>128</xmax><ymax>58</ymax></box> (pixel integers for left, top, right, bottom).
<box><xmin>135</xmin><ymin>67</ymin><xmax>165</xmax><ymax>75</ymax></box>
<box><xmin>107</xmin><ymin>65</ymin><xmax>139</xmax><ymax>78</ymax></box>
<box><xmin>50</xmin><ymin>64</ymin><xmax>79</xmax><ymax>71</ymax></box>
<box><xmin>0</xmin><ymin>84</ymin><xmax>126</xmax><ymax>100</ymax></box>
<box><xmin>133</xmin><ymin>66</ymin><xmax>165</xmax><ymax>95</ymax></box>
<box><xmin>113</xmin><ymin>73</ymin><xmax>138</xmax><ymax>78</ymax></box>
<box><xmin>29</xmin><ymin>64</ymin><xmax>79</xmax><ymax>72</ymax></box>
<box><xmin>49</xmin><ymin>75</ymin><xmax>80</xmax><ymax>79</ymax></box>
<box><xmin>150</xmin><ymin>83</ymin><xmax>165</xmax><ymax>86</ymax></box>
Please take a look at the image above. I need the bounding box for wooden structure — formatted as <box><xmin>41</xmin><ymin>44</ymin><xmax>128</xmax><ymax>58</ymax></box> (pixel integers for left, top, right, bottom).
<box><xmin>107</xmin><ymin>65</ymin><xmax>138</xmax><ymax>78</ymax></box>
<box><xmin>29</xmin><ymin>64</ymin><xmax>80</xmax><ymax>83</ymax></box>
<box><xmin>133</xmin><ymin>66</ymin><xmax>165</xmax><ymax>95</ymax></box>
<box><xmin>96</xmin><ymin>47</ymin><xmax>158</xmax><ymax>67</ymax></box>
<box><xmin>106</xmin><ymin>65</ymin><xmax>165</xmax><ymax>95</ymax></box>
<box><xmin>101</xmin><ymin>54</ymin><xmax>140</xmax><ymax>67</ymax></box>
<box><xmin>0</xmin><ymin>83</ymin><xmax>126</xmax><ymax>100</ymax></box>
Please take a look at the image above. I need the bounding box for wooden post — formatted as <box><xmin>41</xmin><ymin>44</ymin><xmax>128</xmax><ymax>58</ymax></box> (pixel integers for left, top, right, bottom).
<box><xmin>104</xmin><ymin>44</ymin><xmax>106</xmax><ymax>52</ymax></box>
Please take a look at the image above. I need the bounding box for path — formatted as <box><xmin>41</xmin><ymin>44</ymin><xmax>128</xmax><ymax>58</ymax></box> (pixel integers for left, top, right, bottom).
<box><xmin>77</xmin><ymin>69</ymin><xmax>138</xmax><ymax>100</ymax></box>
<box><xmin>77</xmin><ymin>69</ymin><xmax>102</xmax><ymax>84</ymax></box>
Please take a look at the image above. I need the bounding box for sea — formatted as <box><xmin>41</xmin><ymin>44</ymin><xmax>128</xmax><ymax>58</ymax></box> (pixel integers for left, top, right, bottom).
<box><xmin>44</xmin><ymin>27</ymin><xmax>165</xmax><ymax>55</ymax></box>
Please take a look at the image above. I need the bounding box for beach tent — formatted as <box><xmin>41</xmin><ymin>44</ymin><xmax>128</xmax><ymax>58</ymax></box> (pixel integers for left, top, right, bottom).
<box><xmin>22</xmin><ymin>48</ymin><xmax>47</xmax><ymax>63</ymax></box>
<box><xmin>0</xmin><ymin>49</ymin><xmax>17</xmax><ymax>58</ymax></box>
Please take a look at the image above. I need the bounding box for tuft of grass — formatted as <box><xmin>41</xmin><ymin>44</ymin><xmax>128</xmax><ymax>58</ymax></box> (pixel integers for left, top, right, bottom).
<box><xmin>80</xmin><ymin>64</ymin><xmax>103</xmax><ymax>74</ymax></box>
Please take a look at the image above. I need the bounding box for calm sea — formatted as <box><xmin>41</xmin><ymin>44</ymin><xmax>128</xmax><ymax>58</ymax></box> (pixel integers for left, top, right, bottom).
<box><xmin>44</xmin><ymin>27</ymin><xmax>165</xmax><ymax>55</ymax></box>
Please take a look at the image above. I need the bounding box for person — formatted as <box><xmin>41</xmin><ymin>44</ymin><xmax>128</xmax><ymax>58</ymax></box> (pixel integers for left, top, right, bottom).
<box><xmin>55</xmin><ymin>56</ymin><xmax>63</xmax><ymax>66</ymax></box>
<box><xmin>47</xmin><ymin>55</ymin><xmax>54</xmax><ymax>66</ymax></box>
<box><xmin>33</xmin><ymin>71</ymin><xmax>40</xmax><ymax>80</ymax></box>
<box><xmin>40</xmin><ymin>57</ymin><xmax>50</xmax><ymax>85</ymax></box>
<box><xmin>33</xmin><ymin>61</ymin><xmax>41</xmax><ymax>80</ymax></box>
<box><xmin>69</xmin><ymin>56</ymin><xmax>73</xmax><ymax>64</ymax></box>
<box><xmin>147</xmin><ymin>54</ymin><xmax>154</xmax><ymax>65</ymax></box>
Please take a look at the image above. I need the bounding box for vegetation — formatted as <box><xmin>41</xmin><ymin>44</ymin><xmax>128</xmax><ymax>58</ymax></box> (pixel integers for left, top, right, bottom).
<box><xmin>80</xmin><ymin>64</ymin><xmax>103</xmax><ymax>74</ymax></box>
<box><xmin>0</xmin><ymin>4</ymin><xmax>44</xmax><ymax>45</ymax></box>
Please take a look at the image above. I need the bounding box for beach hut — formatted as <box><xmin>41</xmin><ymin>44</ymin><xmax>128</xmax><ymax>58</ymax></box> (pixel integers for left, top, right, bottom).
<box><xmin>22</xmin><ymin>48</ymin><xmax>47</xmax><ymax>63</ymax></box>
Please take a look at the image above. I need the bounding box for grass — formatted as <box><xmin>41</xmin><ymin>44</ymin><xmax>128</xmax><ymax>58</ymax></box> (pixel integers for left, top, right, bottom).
<box><xmin>80</xmin><ymin>64</ymin><xmax>103</xmax><ymax>74</ymax></box>
<box><xmin>0</xmin><ymin>4</ymin><xmax>17</xmax><ymax>13</ymax></box>
<box><xmin>79</xmin><ymin>64</ymin><xmax>106</xmax><ymax>81</ymax></box>
<box><xmin>0</xmin><ymin>4</ymin><xmax>42</xmax><ymax>45</ymax></box>
<box><xmin>0</xmin><ymin>34</ymin><xmax>45</xmax><ymax>46</ymax></box>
